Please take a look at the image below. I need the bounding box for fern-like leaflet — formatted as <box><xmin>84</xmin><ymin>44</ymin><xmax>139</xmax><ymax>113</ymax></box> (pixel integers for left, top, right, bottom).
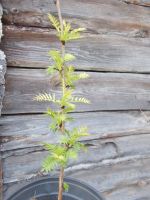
<box><xmin>48</xmin><ymin>14</ymin><xmax>61</xmax><ymax>32</ymax></box>
<box><xmin>71</xmin><ymin>97</ymin><xmax>90</xmax><ymax>104</ymax></box>
<box><xmin>34</xmin><ymin>93</ymin><xmax>58</xmax><ymax>103</ymax></box>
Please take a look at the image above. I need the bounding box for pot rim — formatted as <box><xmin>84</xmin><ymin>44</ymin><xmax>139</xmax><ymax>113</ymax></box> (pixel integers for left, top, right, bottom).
<box><xmin>6</xmin><ymin>176</ymin><xmax>105</xmax><ymax>200</ymax></box>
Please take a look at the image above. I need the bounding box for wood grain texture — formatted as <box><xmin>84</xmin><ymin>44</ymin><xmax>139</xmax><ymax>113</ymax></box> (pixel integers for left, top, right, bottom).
<box><xmin>1</xmin><ymin>25</ymin><xmax>150</xmax><ymax>72</ymax></box>
<box><xmin>0</xmin><ymin>5</ymin><xmax>6</xmax><ymax>200</ymax></box>
<box><xmin>123</xmin><ymin>0</ymin><xmax>150</xmax><ymax>7</ymax></box>
<box><xmin>0</xmin><ymin>43</ymin><xmax>6</xmax><ymax>114</ymax></box>
<box><xmin>0</xmin><ymin>8</ymin><xmax>6</xmax><ymax>114</ymax></box>
<box><xmin>1</xmin><ymin>111</ymin><xmax>150</xmax><ymax>151</ymax></box>
<box><xmin>2</xmin><ymin>133</ymin><xmax>150</xmax><ymax>183</ymax></box>
<box><xmin>3</xmin><ymin>155</ymin><xmax>150</xmax><ymax>200</ymax></box>
<box><xmin>1</xmin><ymin>0</ymin><xmax>150</xmax><ymax>199</ymax></box>
<box><xmin>2</xmin><ymin>68</ymin><xmax>150</xmax><ymax>114</ymax></box>
<box><xmin>1</xmin><ymin>0</ymin><xmax>150</xmax><ymax>36</ymax></box>
<box><xmin>0</xmin><ymin>4</ymin><xmax>2</xmax><ymax>40</ymax></box>
<box><xmin>70</xmin><ymin>156</ymin><xmax>150</xmax><ymax>200</ymax></box>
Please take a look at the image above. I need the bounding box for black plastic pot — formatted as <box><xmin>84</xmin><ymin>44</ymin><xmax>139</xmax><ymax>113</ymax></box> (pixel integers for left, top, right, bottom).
<box><xmin>6</xmin><ymin>177</ymin><xmax>104</xmax><ymax>200</ymax></box>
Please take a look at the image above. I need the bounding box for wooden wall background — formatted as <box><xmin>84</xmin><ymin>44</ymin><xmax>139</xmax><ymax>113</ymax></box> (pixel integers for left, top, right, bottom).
<box><xmin>0</xmin><ymin>4</ymin><xmax>6</xmax><ymax>200</ymax></box>
<box><xmin>1</xmin><ymin>0</ymin><xmax>150</xmax><ymax>199</ymax></box>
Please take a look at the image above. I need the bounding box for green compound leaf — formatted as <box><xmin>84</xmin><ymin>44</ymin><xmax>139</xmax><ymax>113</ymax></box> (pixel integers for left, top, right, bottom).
<box><xmin>48</xmin><ymin>14</ymin><xmax>86</xmax><ymax>42</ymax></box>
<box><xmin>43</xmin><ymin>143</ymin><xmax>56</xmax><ymax>151</ymax></box>
<box><xmin>34</xmin><ymin>93</ymin><xmax>57</xmax><ymax>103</ymax></box>
<box><xmin>64</xmin><ymin>53</ymin><xmax>76</xmax><ymax>62</ymax></box>
<box><xmin>42</xmin><ymin>155</ymin><xmax>58</xmax><ymax>172</ymax></box>
<box><xmin>48</xmin><ymin>14</ymin><xmax>61</xmax><ymax>32</ymax></box>
<box><xmin>60</xmin><ymin>126</ymin><xmax>89</xmax><ymax>147</ymax></box>
<box><xmin>71</xmin><ymin>97</ymin><xmax>90</xmax><ymax>104</ymax></box>
<box><xmin>46</xmin><ymin>66</ymin><xmax>56</xmax><ymax>75</ymax></box>
<box><xmin>66</xmin><ymin>149</ymin><xmax>78</xmax><ymax>160</ymax></box>
<box><xmin>48</xmin><ymin>50</ymin><xmax>63</xmax><ymax>70</ymax></box>
<box><xmin>78</xmin><ymin>72</ymin><xmax>89</xmax><ymax>79</ymax></box>
<box><xmin>59</xmin><ymin>22</ymin><xmax>86</xmax><ymax>42</ymax></box>
<box><xmin>66</xmin><ymin>27</ymin><xmax>86</xmax><ymax>41</ymax></box>
<box><xmin>64</xmin><ymin>68</ymin><xmax>89</xmax><ymax>88</ymax></box>
<box><xmin>63</xmin><ymin>182</ymin><xmax>69</xmax><ymax>192</ymax></box>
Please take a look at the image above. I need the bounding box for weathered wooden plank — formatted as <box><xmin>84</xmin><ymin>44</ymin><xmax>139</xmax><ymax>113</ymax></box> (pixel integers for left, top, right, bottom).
<box><xmin>0</xmin><ymin>11</ymin><xmax>6</xmax><ymax>113</ymax></box>
<box><xmin>0</xmin><ymin>4</ymin><xmax>2</xmax><ymax>39</ymax></box>
<box><xmin>3</xmin><ymin>153</ymin><xmax>150</xmax><ymax>199</ymax></box>
<box><xmin>2</xmin><ymin>130</ymin><xmax>150</xmax><ymax>182</ymax></box>
<box><xmin>123</xmin><ymin>0</ymin><xmax>150</xmax><ymax>7</ymax></box>
<box><xmin>0</xmin><ymin>51</ymin><xmax>6</xmax><ymax>85</ymax></box>
<box><xmin>1</xmin><ymin>111</ymin><xmax>150</xmax><ymax>151</ymax></box>
<box><xmin>1</xmin><ymin>0</ymin><xmax>150</xmax><ymax>37</ymax></box>
<box><xmin>105</xmin><ymin>183</ymin><xmax>150</xmax><ymax>200</ymax></box>
<box><xmin>0</xmin><ymin>4</ymin><xmax>6</xmax><ymax>200</ymax></box>
<box><xmin>70</xmin><ymin>156</ymin><xmax>150</xmax><ymax>200</ymax></box>
<box><xmin>0</xmin><ymin>39</ymin><xmax>6</xmax><ymax>114</ymax></box>
<box><xmin>2</xmin><ymin>68</ymin><xmax>150</xmax><ymax>114</ymax></box>
<box><xmin>1</xmin><ymin>25</ymin><xmax>150</xmax><ymax>72</ymax></box>
<box><xmin>2</xmin><ymin>142</ymin><xmax>116</xmax><ymax>183</ymax></box>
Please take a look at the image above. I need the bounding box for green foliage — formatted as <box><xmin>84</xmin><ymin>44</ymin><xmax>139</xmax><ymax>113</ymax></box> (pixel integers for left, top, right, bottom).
<box><xmin>48</xmin><ymin>50</ymin><xmax>63</xmax><ymax>71</ymax></box>
<box><xmin>64</xmin><ymin>66</ymin><xmax>89</xmax><ymax>88</ymax></box>
<box><xmin>42</xmin><ymin>126</ymin><xmax>89</xmax><ymax>172</ymax></box>
<box><xmin>34</xmin><ymin>14</ymin><xmax>90</xmax><ymax>174</ymax></box>
<box><xmin>60</xmin><ymin>127</ymin><xmax>89</xmax><ymax>147</ymax></box>
<box><xmin>64</xmin><ymin>53</ymin><xmax>76</xmax><ymax>62</ymax></box>
<box><xmin>46</xmin><ymin>66</ymin><xmax>56</xmax><ymax>75</ymax></box>
<box><xmin>48</xmin><ymin>14</ymin><xmax>61</xmax><ymax>32</ymax></box>
<box><xmin>42</xmin><ymin>155</ymin><xmax>58</xmax><ymax>172</ymax></box>
<box><xmin>71</xmin><ymin>97</ymin><xmax>90</xmax><ymax>104</ymax></box>
<box><xmin>59</xmin><ymin>21</ymin><xmax>86</xmax><ymax>42</ymax></box>
<box><xmin>47</xmin><ymin>50</ymin><xmax>76</xmax><ymax>76</ymax></box>
<box><xmin>46</xmin><ymin>108</ymin><xmax>73</xmax><ymax>132</ymax></box>
<box><xmin>34</xmin><ymin>93</ymin><xmax>57</xmax><ymax>103</ymax></box>
<box><xmin>48</xmin><ymin>14</ymin><xmax>86</xmax><ymax>42</ymax></box>
<box><xmin>78</xmin><ymin>72</ymin><xmax>89</xmax><ymax>79</ymax></box>
<box><xmin>63</xmin><ymin>182</ymin><xmax>69</xmax><ymax>192</ymax></box>
<box><xmin>42</xmin><ymin>143</ymin><xmax>67</xmax><ymax>172</ymax></box>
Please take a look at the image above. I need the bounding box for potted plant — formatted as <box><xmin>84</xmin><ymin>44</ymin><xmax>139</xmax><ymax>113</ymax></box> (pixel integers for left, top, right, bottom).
<box><xmin>7</xmin><ymin>1</ymin><xmax>104</xmax><ymax>200</ymax></box>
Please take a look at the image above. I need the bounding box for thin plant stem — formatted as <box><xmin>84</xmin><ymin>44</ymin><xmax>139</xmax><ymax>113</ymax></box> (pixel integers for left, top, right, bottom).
<box><xmin>58</xmin><ymin>167</ymin><xmax>64</xmax><ymax>200</ymax></box>
<box><xmin>56</xmin><ymin>0</ymin><xmax>63</xmax><ymax>34</ymax></box>
<box><xmin>56</xmin><ymin>0</ymin><xmax>66</xmax><ymax>199</ymax></box>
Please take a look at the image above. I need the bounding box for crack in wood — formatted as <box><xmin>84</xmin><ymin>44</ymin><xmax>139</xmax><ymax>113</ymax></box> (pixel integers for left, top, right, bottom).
<box><xmin>66</xmin><ymin>154</ymin><xmax>150</xmax><ymax>174</ymax></box>
<box><xmin>122</xmin><ymin>0</ymin><xmax>150</xmax><ymax>7</ymax></box>
<box><xmin>3</xmin><ymin>154</ymin><xmax>150</xmax><ymax>185</ymax></box>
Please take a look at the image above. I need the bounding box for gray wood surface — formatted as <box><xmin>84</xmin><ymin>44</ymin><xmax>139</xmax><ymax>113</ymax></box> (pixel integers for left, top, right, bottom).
<box><xmin>2</xmin><ymin>109</ymin><xmax>150</xmax><ymax>199</ymax></box>
<box><xmin>2</xmin><ymin>68</ymin><xmax>150</xmax><ymax>114</ymax></box>
<box><xmin>0</xmin><ymin>51</ymin><xmax>6</xmax><ymax>113</ymax></box>
<box><xmin>122</xmin><ymin>0</ymin><xmax>150</xmax><ymax>7</ymax></box>
<box><xmin>1</xmin><ymin>111</ymin><xmax>150</xmax><ymax>151</ymax></box>
<box><xmin>3</xmin><ymin>132</ymin><xmax>150</xmax><ymax>183</ymax></box>
<box><xmin>1</xmin><ymin>0</ymin><xmax>150</xmax><ymax>36</ymax></box>
<box><xmin>0</xmin><ymin>21</ymin><xmax>6</xmax><ymax>114</ymax></box>
<box><xmin>3</xmin><ymin>131</ymin><xmax>150</xmax><ymax>183</ymax></box>
<box><xmin>1</xmin><ymin>25</ymin><xmax>150</xmax><ymax>72</ymax></box>
<box><xmin>3</xmin><ymin>154</ymin><xmax>150</xmax><ymax>200</ymax></box>
<box><xmin>70</xmin><ymin>156</ymin><xmax>150</xmax><ymax>200</ymax></box>
<box><xmin>0</xmin><ymin>4</ymin><xmax>6</xmax><ymax>200</ymax></box>
<box><xmin>1</xmin><ymin>0</ymin><xmax>150</xmax><ymax>199</ymax></box>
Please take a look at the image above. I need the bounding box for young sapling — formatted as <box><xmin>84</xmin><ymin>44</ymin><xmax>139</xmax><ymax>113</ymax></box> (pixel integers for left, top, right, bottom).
<box><xmin>34</xmin><ymin>0</ymin><xmax>90</xmax><ymax>199</ymax></box>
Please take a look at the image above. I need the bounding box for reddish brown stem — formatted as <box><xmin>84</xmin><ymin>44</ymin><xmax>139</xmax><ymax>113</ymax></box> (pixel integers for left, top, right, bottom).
<box><xmin>58</xmin><ymin>167</ymin><xmax>64</xmax><ymax>200</ymax></box>
<box><xmin>56</xmin><ymin>0</ymin><xmax>63</xmax><ymax>33</ymax></box>
<box><xmin>56</xmin><ymin>1</ymin><xmax>65</xmax><ymax>200</ymax></box>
